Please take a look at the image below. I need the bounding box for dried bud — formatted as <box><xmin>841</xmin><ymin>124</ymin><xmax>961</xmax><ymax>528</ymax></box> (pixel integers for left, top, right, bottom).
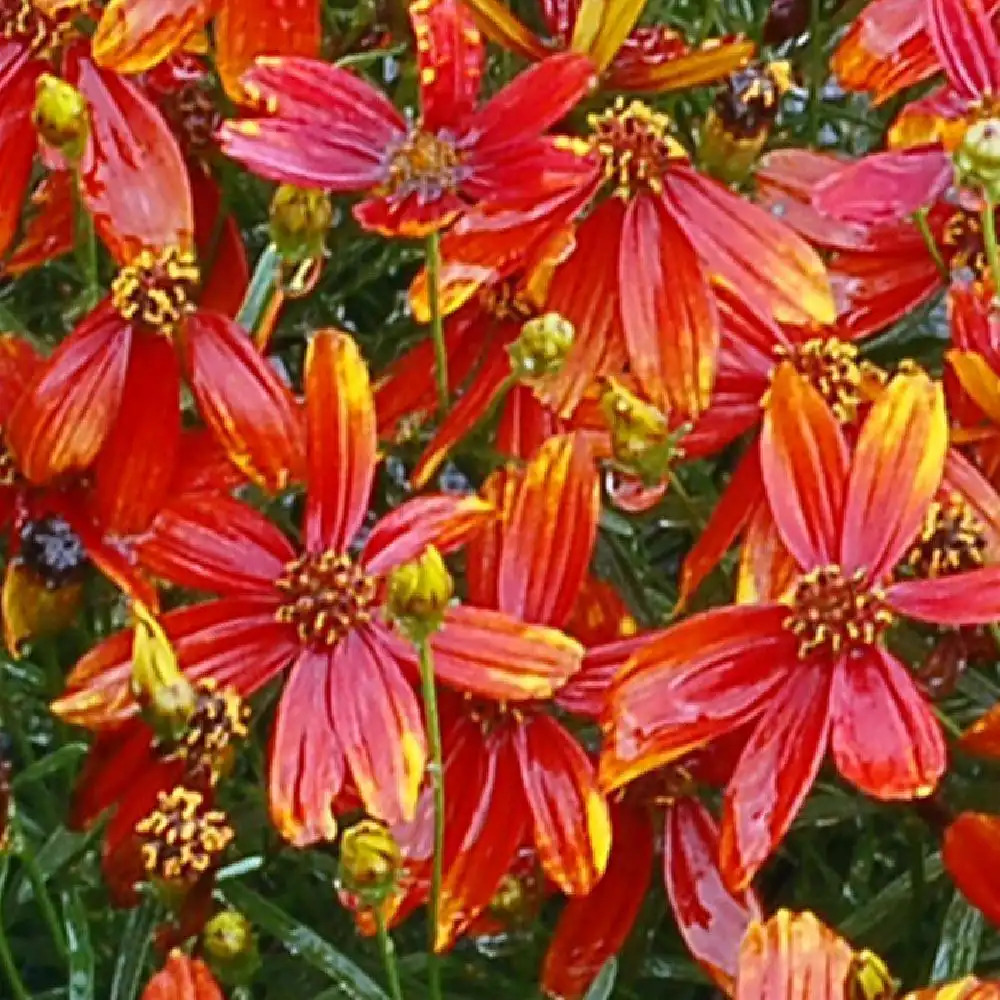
<box><xmin>131</xmin><ymin>602</ymin><xmax>196</xmax><ymax>745</ymax></box>
<box><xmin>956</xmin><ymin>119</ymin><xmax>1000</xmax><ymax>201</ymax></box>
<box><xmin>339</xmin><ymin>820</ymin><xmax>402</xmax><ymax>904</ymax></box>
<box><xmin>508</xmin><ymin>312</ymin><xmax>575</xmax><ymax>382</ymax></box>
<box><xmin>33</xmin><ymin>73</ymin><xmax>89</xmax><ymax>161</ymax></box>
<box><xmin>386</xmin><ymin>545</ymin><xmax>453</xmax><ymax>641</ymax></box>
<box><xmin>203</xmin><ymin>910</ymin><xmax>260</xmax><ymax>984</ymax></box>
<box><xmin>849</xmin><ymin>949</ymin><xmax>895</xmax><ymax>1000</ymax></box>
<box><xmin>600</xmin><ymin>379</ymin><xmax>685</xmax><ymax>485</ymax></box>
<box><xmin>269</xmin><ymin>184</ymin><xmax>333</xmax><ymax>264</ymax></box>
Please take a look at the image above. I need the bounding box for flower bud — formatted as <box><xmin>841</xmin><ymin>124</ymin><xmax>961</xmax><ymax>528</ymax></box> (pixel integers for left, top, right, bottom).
<box><xmin>339</xmin><ymin>820</ymin><xmax>402</xmax><ymax>904</ymax></box>
<box><xmin>131</xmin><ymin>602</ymin><xmax>196</xmax><ymax>745</ymax></box>
<box><xmin>849</xmin><ymin>949</ymin><xmax>894</xmax><ymax>1000</ymax></box>
<box><xmin>600</xmin><ymin>379</ymin><xmax>685</xmax><ymax>485</ymax></box>
<box><xmin>956</xmin><ymin>118</ymin><xmax>1000</xmax><ymax>201</ymax></box>
<box><xmin>386</xmin><ymin>545</ymin><xmax>453</xmax><ymax>641</ymax></box>
<box><xmin>508</xmin><ymin>312</ymin><xmax>575</xmax><ymax>383</ymax></box>
<box><xmin>33</xmin><ymin>73</ymin><xmax>89</xmax><ymax>162</ymax></box>
<box><xmin>202</xmin><ymin>910</ymin><xmax>260</xmax><ymax>984</ymax></box>
<box><xmin>269</xmin><ymin>184</ymin><xmax>333</xmax><ymax>264</ymax></box>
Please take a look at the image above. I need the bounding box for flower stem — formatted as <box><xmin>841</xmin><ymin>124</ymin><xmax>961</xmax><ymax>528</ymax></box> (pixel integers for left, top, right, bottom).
<box><xmin>913</xmin><ymin>208</ymin><xmax>949</xmax><ymax>282</ymax></box>
<box><xmin>0</xmin><ymin>857</ymin><xmax>30</xmax><ymax>1000</ymax></box>
<box><xmin>416</xmin><ymin>637</ymin><xmax>444</xmax><ymax>1000</ymax></box>
<box><xmin>425</xmin><ymin>231</ymin><xmax>449</xmax><ymax>415</ymax></box>
<box><xmin>73</xmin><ymin>175</ymin><xmax>99</xmax><ymax>312</ymax></box>
<box><xmin>375</xmin><ymin>909</ymin><xmax>405</xmax><ymax>1000</ymax></box>
<box><xmin>982</xmin><ymin>199</ymin><xmax>1000</xmax><ymax>297</ymax></box>
<box><xmin>808</xmin><ymin>0</ymin><xmax>824</xmax><ymax>145</ymax></box>
<box><xmin>20</xmin><ymin>842</ymin><xmax>68</xmax><ymax>960</ymax></box>
<box><xmin>236</xmin><ymin>244</ymin><xmax>283</xmax><ymax>349</ymax></box>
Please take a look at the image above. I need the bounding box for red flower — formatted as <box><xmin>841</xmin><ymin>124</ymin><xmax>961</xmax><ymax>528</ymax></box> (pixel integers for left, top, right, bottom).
<box><xmin>53</xmin><ymin>331</ymin><xmax>582</xmax><ymax>845</ymax></box>
<box><xmin>141</xmin><ymin>951</ymin><xmax>224</xmax><ymax>1000</ymax></box>
<box><xmin>602</xmin><ymin>364</ymin><xmax>1000</xmax><ymax>890</ymax></box>
<box><xmin>219</xmin><ymin>0</ymin><xmax>596</xmax><ymax>239</ymax></box>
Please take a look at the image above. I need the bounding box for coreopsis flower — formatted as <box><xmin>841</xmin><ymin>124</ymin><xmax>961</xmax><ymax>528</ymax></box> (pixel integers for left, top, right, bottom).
<box><xmin>53</xmin><ymin>330</ymin><xmax>582</xmax><ymax>845</ymax></box>
<box><xmin>460</xmin><ymin>0</ymin><xmax>753</xmax><ymax>90</ymax></box>
<box><xmin>142</xmin><ymin>951</ymin><xmax>225</xmax><ymax>1000</ymax></box>
<box><xmin>219</xmin><ymin>0</ymin><xmax>596</xmax><ymax>240</ymax></box>
<box><xmin>602</xmin><ymin>364</ymin><xmax>1000</xmax><ymax>891</ymax></box>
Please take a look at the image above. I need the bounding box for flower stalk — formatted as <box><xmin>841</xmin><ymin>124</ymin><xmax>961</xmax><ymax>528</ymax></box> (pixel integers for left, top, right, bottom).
<box><xmin>426</xmin><ymin>231</ymin><xmax>449</xmax><ymax>415</ymax></box>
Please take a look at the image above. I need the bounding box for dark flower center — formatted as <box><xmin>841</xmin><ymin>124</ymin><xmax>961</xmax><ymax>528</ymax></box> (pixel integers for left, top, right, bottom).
<box><xmin>712</xmin><ymin>63</ymin><xmax>790</xmax><ymax>141</ymax></box>
<box><xmin>382</xmin><ymin>128</ymin><xmax>461</xmax><ymax>201</ymax></box>
<box><xmin>165</xmin><ymin>680</ymin><xmax>250</xmax><ymax>784</ymax></box>
<box><xmin>275</xmin><ymin>552</ymin><xmax>378</xmax><ymax>649</ymax></box>
<box><xmin>20</xmin><ymin>516</ymin><xmax>87</xmax><ymax>589</ymax></box>
<box><xmin>0</xmin><ymin>0</ymin><xmax>80</xmax><ymax>59</ymax></box>
<box><xmin>772</xmin><ymin>337</ymin><xmax>864</xmax><ymax>423</ymax></box>
<box><xmin>784</xmin><ymin>565</ymin><xmax>893</xmax><ymax>658</ymax></box>
<box><xmin>161</xmin><ymin>80</ymin><xmax>220</xmax><ymax>157</ymax></box>
<box><xmin>941</xmin><ymin>209</ymin><xmax>989</xmax><ymax>280</ymax></box>
<box><xmin>110</xmin><ymin>246</ymin><xmax>200</xmax><ymax>335</ymax></box>
<box><xmin>478</xmin><ymin>280</ymin><xmax>538</xmax><ymax>323</ymax></box>
<box><xmin>903</xmin><ymin>493</ymin><xmax>987</xmax><ymax>578</ymax></box>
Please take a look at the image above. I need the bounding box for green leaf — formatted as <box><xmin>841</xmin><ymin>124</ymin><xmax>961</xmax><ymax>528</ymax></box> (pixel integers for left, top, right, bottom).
<box><xmin>841</xmin><ymin>853</ymin><xmax>945</xmax><ymax>941</ymax></box>
<box><xmin>929</xmin><ymin>890</ymin><xmax>984</xmax><ymax>984</ymax></box>
<box><xmin>221</xmin><ymin>882</ymin><xmax>390</xmax><ymax>1000</ymax></box>
<box><xmin>236</xmin><ymin>244</ymin><xmax>282</xmax><ymax>332</ymax></box>
<box><xmin>12</xmin><ymin>744</ymin><xmax>88</xmax><ymax>790</ymax></box>
<box><xmin>62</xmin><ymin>888</ymin><xmax>94</xmax><ymax>1000</ymax></box>
<box><xmin>109</xmin><ymin>898</ymin><xmax>157</xmax><ymax>1000</ymax></box>
<box><xmin>583</xmin><ymin>959</ymin><xmax>617</xmax><ymax>1000</ymax></box>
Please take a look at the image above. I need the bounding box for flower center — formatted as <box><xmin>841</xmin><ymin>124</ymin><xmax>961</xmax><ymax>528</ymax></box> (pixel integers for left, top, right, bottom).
<box><xmin>163</xmin><ymin>82</ymin><xmax>220</xmax><ymax>157</ymax></box>
<box><xmin>783</xmin><ymin>565</ymin><xmax>893</xmax><ymax>658</ymax></box>
<box><xmin>712</xmin><ymin>62</ymin><xmax>791</xmax><ymax>141</ymax></box>
<box><xmin>903</xmin><ymin>493</ymin><xmax>987</xmax><ymax>578</ymax></box>
<box><xmin>772</xmin><ymin>338</ymin><xmax>863</xmax><ymax>423</ymax></box>
<box><xmin>0</xmin><ymin>435</ymin><xmax>22</xmax><ymax>489</ymax></box>
<box><xmin>275</xmin><ymin>552</ymin><xmax>378</xmax><ymax>649</ymax></box>
<box><xmin>462</xmin><ymin>694</ymin><xmax>527</xmax><ymax>734</ymax></box>
<box><xmin>0</xmin><ymin>0</ymin><xmax>80</xmax><ymax>59</ymax></box>
<box><xmin>588</xmin><ymin>98</ymin><xmax>687</xmax><ymax>198</ymax></box>
<box><xmin>478</xmin><ymin>280</ymin><xmax>538</xmax><ymax>323</ymax></box>
<box><xmin>110</xmin><ymin>246</ymin><xmax>200</xmax><ymax>336</ymax></box>
<box><xmin>135</xmin><ymin>786</ymin><xmax>233</xmax><ymax>883</ymax></box>
<box><xmin>20</xmin><ymin>516</ymin><xmax>87</xmax><ymax>590</ymax></box>
<box><xmin>941</xmin><ymin>209</ymin><xmax>989</xmax><ymax>281</ymax></box>
<box><xmin>382</xmin><ymin>128</ymin><xmax>461</xmax><ymax>200</ymax></box>
<box><xmin>165</xmin><ymin>680</ymin><xmax>249</xmax><ymax>783</ymax></box>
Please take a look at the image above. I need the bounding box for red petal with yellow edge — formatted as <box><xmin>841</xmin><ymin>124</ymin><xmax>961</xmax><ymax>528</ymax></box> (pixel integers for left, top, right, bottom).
<box><xmin>0</xmin><ymin>335</ymin><xmax>42</xmax><ymax>414</ymax></box>
<box><xmin>514</xmin><ymin>712</ymin><xmax>610</xmax><ymax>895</ymax></box>
<box><xmin>735</xmin><ymin>910</ymin><xmax>855</xmax><ymax>1000</ymax></box>
<box><xmin>663</xmin><ymin>166</ymin><xmax>835</xmax><ymax>328</ymax></box>
<box><xmin>68</xmin><ymin>47</ymin><xmax>193</xmax><ymax>262</ymax></box>
<box><xmin>268</xmin><ymin>646</ymin><xmax>344</xmax><ymax>846</ymax></box>
<box><xmin>92</xmin><ymin>0</ymin><xmax>215</xmax><ymax>74</ymax></box>
<box><xmin>54</xmin><ymin>596</ymin><xmax>294</xmax><ymax>728</ymax></box>
<box><xmin>428</xmin><ymin>605</ymin><xmax>583</xmax><ymax>701</ymax></box>
<box><xmin>7</xmin><ymin>304</ymin><xmax>132</xmax><ymax>484</ymax></box>
<box><xmin>608</xmin><ymin>36</ymin><xmax>755</xmax><ymax>92</ymax></box>
<box><xmin>362</xmin><ymin>495</ymin><xmax>494</xmax><ymax>575</ymax></box>
<box><xmin>460</xmin><ymin>0</ymin><xmax>549</xmax><ymax>61</ymax></box>
<box><xmin>136</xmin><ymin>493</ymin><xmax>294</xmax><ymax>595</ymax></box>
<box><xmin>888</xmin><ymin>84</ymin><xmax>971</xmax><ymax>150</ymax></box>
<box><xmin>761</xmin><ymin>364</ymin><xmax>849</xmax><ymax>571</ymax></box>
<box><xmin>556</xmin><ymin>635</ymin><xmax>645</xmax><ymax>718</ymax></box>
<box><xmin>600</xmin><ymin>605</ymin><xmax>795</xmax><ymax>793</ymax></box>
<box><xmin>840</xmin><ymin>369</ymin><xmax>946</xmax><ymax>581</ymax></box>
<box><xmin>679</xmin><ymin>443</ymin><xmax>763</xmax><ymax>606</ymax></box>
<box><xmin>906</xmin><ymin>979</ymin><xmax>1000</xmax><ymax>1000</ymax></box>
<box><xmin>887</xmin><ymin>564</ymin><xmax>1000</xmax><ymax>624</ymax></box>
<box><xmin>812</xmin><ymin>148</ymin><xmax>953</xmax><ymax>225</ymax></box>
<box><xmin>463</xmin><ymin>468</ymin><xmax>509</xmax><ymax>609</ymax></box>
<box><xmin>665</xmin><ymin>797</ymin><xmax>761</xmax><ymax>992</ymax></box>
<box><xmin>831</xmin><ymin>645</ymin><xmax>945</xmax><ymax>799</ymax></box>
<box><xmin>735</xmin><ymin>501</ymin><xmax>798</xmax><ymax>604</ymax></box>
<box><xmin>169</xmin><ymin>427</ymin><xmax>244</xmax><ymax>495</ymax></box>
<box><xmin>354</xmin><ymin>188</ymin><xmax>465</xmax><ymax>240</ymax></box>
<box><xmin>0</xmin><ymin>54</ymin><xmax>40</xmax><ymax>260</ymax></box>
<box><xmin>93</xmin><ymin>332</ymin><xmax>179</xmax><ymax>537</ymax></box>
<box><xmin>619</xmin><ymin>193</ymin><xmax>718</xmax><ymax>417</ymax></box>
<box><xmin>569</xmin><ymin>0</ymin><xmax>644</xmax><ymax>71</ymax></box>
<box><xmin>959</xmin><ymin>702</ymin><xmax>1000</xmax><ymax>756</ymax></box>
<box><xmin>927</xmin><ymin>0</ymin><xmax>1000</xmax><ymax>99</ymax></box>
<box><xmin>944</xmin><ymin>813</ymin><xmax>1000</xmax><ymax>928</ymax></box>
<box><xmin>499</xmin><ymin>433</ymin><xmax>599</xmax><ymax>629</ymax></box>
<box><xmin>497</xmin><ymin>384</ymin><xmax>566</xmax><ymax>460</ymax></box>
<box><xmin>180</xmin><ymin>311</ymin><xmax>304</xmax><ymax>492</ymax></box>
<box><xmin>412</xmin><ymin>0</ymin><xmax>483</xmax><ymax>133</ymax></box>
<box><xmin>4</xmin><ymin>171</ymin><xmax>75</xmax><ymax>276</ymax></box>
<box><xmin>721</xmin><ymin>663</ymin><xmax>832</xmax><ymax>892</ymax></box>
<box><xmin>141</xmin><ymin>952</ymin><xmax>224</xmax><ymax>1000</ymax></box>
<box><xmin>215</xmin><ymin>0</ymin><xmax>320</xmax><ymax>101</ymax></box>
<box><xmin>541</xmin><ymin>801</ymin><xmax>654</xmax><ymax>1000</ymax></box>
<box><xmin>948</xmin><ymin>350</ymin><xmax>1000</xmax><ymax>424</ymax></box>
<box><xmin>303</xmin><ymin>331</ymin><xmax>376</xmax><ymax>554</ymax></box>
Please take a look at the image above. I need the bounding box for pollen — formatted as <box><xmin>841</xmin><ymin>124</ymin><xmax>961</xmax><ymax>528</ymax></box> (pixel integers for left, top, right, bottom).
<box><xmin>904</xmin><ymin>492</ymin><xmax>987</xmax><ymax>578</ymax></box>
<box><xmin>941</xmin><ymin>209</ymin><xmax>989</xmax><ymax>282</ymax></box>
<box><xmin>0</xmin><ymin>0</ymin><xmax>83</xmax><ymax>60</ymax></box>
<box><xmin>380</xmin><ymin>128</ymin><xmax>462</xmax><ymax>202</ymax></box>
<box><xmin>110</xmin><ymin>246</ymin><xmax>200</xmax><ymax>336</ymax></box>
<box><xmin>135</xmin><ymin>786</ymin><xmax>233</xmax><ymax>884</ymax></box>
<box><xmin>275</xmin><ymin>552</ymin><xmax>378</xmax><ymax>649</ymax></box>
<box><xmin>169</xmin><ymin>681</ymin><xmax>250</xmax><ymax>784</ymax></box>
<box><xmin>478</xmin><ymin>280</ymin><xmax>538</xmax><ymax>322</ymax></box>
<box><xmin>772</xmin><ymin>337</ymin><xmax>863</xmax><ymax>423</ymax></box>
<box><xmin>711</xmin><ymin>62</ymin><xmax>791</xmax><ymax>142</ymax></box>
<box><xmin>783</xmin><ymin>565</ymin><xmax>893</xmax><ymax>659</ymax></box>
<box><xmin>0</xmin><ymin>435</ymin><xmax>21</xmax><ymax>488</ymax></box>
<box><xmin>587</xmin><ymin>97</ymin><xmax>687</xmax><ymax>198</ymax></box>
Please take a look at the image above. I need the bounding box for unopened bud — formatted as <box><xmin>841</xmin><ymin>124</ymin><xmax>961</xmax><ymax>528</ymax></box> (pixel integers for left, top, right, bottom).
<box><xmin>508</xmin><ymin>312</ymin><xmax>575</xmax><ymax>382</ymax></box>
<box><xmin>339</xmin><ymin>820</ymin><xmax>402</xmax><ymax>904</ymax></box>
<box><xmin>203</xmin><ymin>910</ymin><xmax>260</xmax><ymax>984</ymax></box>
<box><xmin>849</xmin><ymin>949</ymin><xmax>894</xmax><ymax>1000</ymax></box>
<box><xmin>386</xmin><ymin>545</ymin><xmax>453</xmax><ymax>641</ymax></box>
<box><xmin>33</xmin><ymin>74</ymin><xmax>89</xmax><ymax>162</ymax></box>
<box><xmin>269</xmin><ymin>184</ymin><xmax>333</xmax><ymax>264</ymax></box>
<box><xmin>956</xmin><ymin>119</ymin><xmax>1000</xmax><ymax>201</ymax></box>
<box><xmin>601</xmin><ymin>379</ymin><xmax>685</xmax><ymax>485</ymax></box>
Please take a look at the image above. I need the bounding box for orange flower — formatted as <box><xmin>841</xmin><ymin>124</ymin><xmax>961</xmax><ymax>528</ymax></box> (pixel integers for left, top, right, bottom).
<box><xmin>142</xmin><ymin>951</ymin><xmax>225</xmax><ymax>1000</ymax></box>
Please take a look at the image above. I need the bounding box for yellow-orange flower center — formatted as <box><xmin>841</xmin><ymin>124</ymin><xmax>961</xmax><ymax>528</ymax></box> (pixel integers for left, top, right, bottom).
<box><xmin>784</xmin><ymin>565</ymin><xmax>893</xmax><ymax>659</ymax></box>
<box><xmin>166</xmin><ymin>680</ymin><xmax>249</xmax><ymax>783</ymax></box>
<box><xmin>382</xmin><ymin>128</ymin><xmax>461</xmax><ymax>200</ymax></box>
<box><xmin>903</xmin><ymin>493</ymin><xmax>987</xmax><ymax>578</ymax></box>
<box><xmin>941</xmin><ymin>209</ymin><xmax>989</xmax><ymax>281</ymax></box>
<box><xmin>110</xmin><ymin>247</ymin><xmax>200</xmax><ymax>335</ymax></box>
<box><xmin>772</xmin><ymin>338</ymin><xmax>863</xmax><ymax>423</ymax></box>
<box><xmin>135</xmin><ymin>786</ymin><xmax>233</xmax><ymax>883</ymax></box>
<box><xmin>275</xmin><ymin>552</ymin><xmax>378</xmax><ymax>649</ymax></box>
<box><xmin>589</xmin><ymin>98</ymin><xmax>687</xmax><ymax>198</ymax></box>
<box><xmin>0</xmin><ymin>0</ymin><xmax>81</xmax><ymax>59</ymax></box>
<box><xmin>479</xmin><ymin>280</ymin><xmax>538</xmax><ymax>323</ymax></box>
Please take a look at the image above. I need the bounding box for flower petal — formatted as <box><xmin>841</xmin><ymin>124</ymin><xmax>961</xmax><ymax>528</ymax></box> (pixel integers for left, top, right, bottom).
<box><xmin>4</xmin><ymin>171</ymin><xmax>75</xmax><ymax>275</ymax></box>
<box><xmin>304</xmin><ymin>331</ymin><xmax>377</xmax><ymax>554</ymax></box>
<box><xmin>92</xmin><ymin>0</ymin><xmax>214</xmax><ymax>74</ymax></box>
<box><xmin>840</xmin><ymin>368</ymin><xmax>947</xmax><ymax>580</ymax></box>
<box><xmin>514</xmin><ymin>712</ymin><xmax>610</xmax><ymax>895</ymax></box>
<box><xmin>721</xmin><ymin>663</ymin><xmax>832</xmax><ymax>891</ymax></box>
<box><xmin>927</xmin><ymin>0</ymin><xmax>1000</xmax><ymax>100</ymax></box>
<box><xmin>608</xmin><ymin>37</ymin><xmax>755</xmax><ymax>91</ymax></box>
<box><xmin>943</xmin><ymin>813</ymin><xmax>1000</xmax><ymax>928</ymax></box>
<box><xmin>761</xmin><ymin>363</ymin><xmax>849</xmax><ymax>570</ymax></box>
<box><xmin>570</xmin><ymin>0</ymin><xmax>644</xmax><ymax>71</ymax></box>
<box><xmin>460</xmin><ymin>0</ymin><xmax>550</xmax><ymax>60</ymax></box>
<box><xmin>600</xmin><ymin>605</ymin><xmax>795</xmax><ymax>793</ymax></box>
<box><xmin>180</xmin><ymin>310</ymin><xmax>304</xmax><ymax>492</ymax></box>
<box><xmin>556</xmin><ymin>635</ymin><xmax>645</xmax><ymax>718</ymax></box>
<box><xmin>830</xmin><ymin>645</ymin><xmax>945</xmax><ymax>799</ymax></box>
<box><xmin>7</xmin><ymin>304</ymin><xmax>132</xmax><ymax>483</ymax></box>
<box><xmin>0</xmin><ymin>56</ymin><xmax>39</xmax><ymax>259</ymax></box>
<box><xmin>141</xmin><ymin>952</ymin><xmax>225</xmax><ymax>1000</ymax></box>
<box><xmin>887</xmin><ymin>564</ymin><xmax>1000</xmax><ymax>624</ymax></box>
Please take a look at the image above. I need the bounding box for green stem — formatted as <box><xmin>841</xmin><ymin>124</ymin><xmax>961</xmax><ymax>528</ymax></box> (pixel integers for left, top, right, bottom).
<box><xmin>374</xmin><ymin>910</ymin><xmax>404</xmax><ymax>1000</ymax></box>
<box><xmin>425</xmin><ymin>231</ymin><xmax>449</xmax><ymax>415</ymax></box>
<box><xmin>808</xmin><ymin>0</ymin><xmax>824</xmax><ymax>145</ymax></box>
<box><xmin>416</xmin><ymin>638</ymin><xmax>444</xmax><ymax>1000</ymax></box>
<box><xmin>982</xmin><ymin>199</ymin><xmax>1000</xmax><ymax>296</ymax></box>
<box><xmin>913</xmin><ymin>208</ymin><xmax>949</xmax><ymax>281</ymax></box>
<box><xmin>697</xmin><ymin>0</ymin><xmax>720</xmax><ymax>42</ymax></box>
<box><xmin>73</xmin><ymin>173</ymin><xmax>99</xmax><ymax>312</ymax></box>
<box><xmin>236</xmin><ymin>244</ymin><xmax>282</xmax><ymax>334</ymax></box>
<box><xmin>19</xmin><ymin>842</ymin><xmax>68</xmax><ymax>959</ymax></box>
<box><xmin>0</xmin><ymin>858</ymin><xmax>30</xmax><ymax>1000</ymax></box>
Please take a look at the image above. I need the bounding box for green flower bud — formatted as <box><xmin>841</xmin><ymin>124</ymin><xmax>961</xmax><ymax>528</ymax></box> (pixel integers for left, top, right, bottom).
<box><xmin>33</xmin><ymin>73</ymin><xmax>89</xmax><ymax>162</ymax></box>
<box><xmin>339</xmin><ymin>820</ymin><xmax>402</xmax><ymax>905</ymax></box>
<box><xmin>508</xmin><ymin>312</ymin><xmax>575</xmax><ymax>383</ymax></box>
<box><xmin>600</xmin><ymin>379</ymin><xmax>685</xmax><ymax>485</ymax></box>
<box><xmin>956</xmin><ymin>118</ymin><xmax>1000</xmax><ymax>202</ymax></box>
<box><xmin>386</xmin><ymin>545</ymin><xmax>453</xmax><ymax>641</ymax></box>
<box><xmin>269</xmin><ymin>184</ymin><xmax>333</xmax><ymax>264</ymax></box>
<box><xmin>203</xmin><ymin>910</ymin><xmax>260</xmax><ymax>984</ymax></box>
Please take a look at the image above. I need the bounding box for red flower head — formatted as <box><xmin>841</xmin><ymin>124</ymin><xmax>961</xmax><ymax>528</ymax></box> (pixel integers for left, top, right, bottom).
<box><xmin>602</xmin><ymin>364</ymin><xmax>1000</xmax><ymax>891</ymax></box>
<box><xmin>218</xmin><ymin>0</ymin><xmax>597</xmax><ymax>239</ymax></box>
<box><xmin>141</xmin><ymin>951</ymin><xmax>225</xmax><ymax>1000</ymax></box>
<box><xmin>52</xmin><ymin>331</ymin><xmax>582</xmax><ymax>846</ymax></box>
